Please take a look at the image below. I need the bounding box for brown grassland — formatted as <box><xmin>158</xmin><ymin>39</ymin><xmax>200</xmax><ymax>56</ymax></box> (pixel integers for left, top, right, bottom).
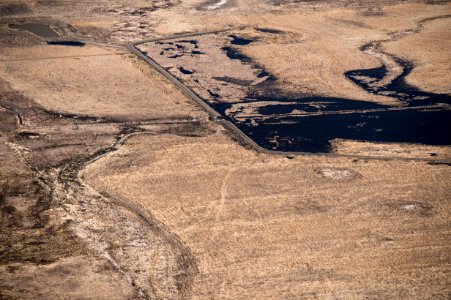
<box><xmin>0</xmin><ymin>0</ymin><xmax>450</xmax><ymax>299</ymax></box>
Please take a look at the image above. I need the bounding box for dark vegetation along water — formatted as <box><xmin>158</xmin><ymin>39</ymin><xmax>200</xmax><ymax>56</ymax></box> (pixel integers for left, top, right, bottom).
<box><xmin>210</xmin><ymin>36</ymin><xmax>451</xmax><ymax>153</ymax></box>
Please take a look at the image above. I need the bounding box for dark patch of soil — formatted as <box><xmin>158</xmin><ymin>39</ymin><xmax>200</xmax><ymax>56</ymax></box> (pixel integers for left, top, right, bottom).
<box><xmin>0</xmin><ymin>4</ymin><xmax>30</xmax><ymax>16</ymax></box>
<box><xmin>213</xmin><ymin>76</ymin><xmax>253</xmax><ymax>86</ymax></box>
<box><xmin>9</xmin><ymin>23</ymin><xmax>58</xmax><ymax>38</ymax></box>
<box><xmin>256</xmin><ymin>27</ymin><xmax>285</xmax><ymax>34</ymax></box>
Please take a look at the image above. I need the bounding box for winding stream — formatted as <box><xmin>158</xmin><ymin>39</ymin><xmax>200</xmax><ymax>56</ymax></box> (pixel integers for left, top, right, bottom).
<box><xmin>141</xmin><ymin>19</ymin><xmax>450</xmax><ymax>153</ymax></box>
<box><xmin>217</xmin><ymin>42</ymin><xmax>451</xmax><ymax>152</ymax></box>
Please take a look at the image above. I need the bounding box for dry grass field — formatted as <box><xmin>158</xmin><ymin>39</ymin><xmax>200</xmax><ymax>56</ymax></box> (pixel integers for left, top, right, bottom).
<box><xmin>0</xmin><ymin>0</ymin><xmax>450</xmax><ymax>299</ymax></box>
<box><xmin>0</xmin><ymin>45</ymin><xmax>204</xmax><ymax>120</ymax></box>
<box><xmin>85</xmin><ymin>129</ymin><xmax>451</xmax><ymax>299</ymax></box>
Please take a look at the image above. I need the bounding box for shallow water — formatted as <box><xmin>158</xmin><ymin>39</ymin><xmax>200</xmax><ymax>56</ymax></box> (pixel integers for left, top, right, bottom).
<box><xmin>229</xmin><ymin>35</ymin><xmax>254</xmax><ymax>46</ymax></box>
<box><xmin>222</xmin><ymin>104</ymin><xmax>451</xmax><ymax>152</ymax></box>
<box><xmin>149</xmin><ymin>34</ymin><xmax>451</xmax><ymax>153</ymax></box>
<box><xmin>47</xmin><ymin>41</ymin><xmax>85</xmax><ymax>46</ymax></box>
<box><xmin>213</xmin><ymin>42</ymin><xmax>451</xmax><ymax>152</ymax></box>
<box><xmin>10</xmin><ymin>23</ymin><xmax>58</xmax><ymax>38</ymax></box>
<box><xmin>179</xmin><ymin>67</ymin><xmax>194</xmax><ymax>75</ymax></box>
<box><xmin>345</xmin><ymin>63</ymin><xmax>451</xmax><ymax>107</ymax></box>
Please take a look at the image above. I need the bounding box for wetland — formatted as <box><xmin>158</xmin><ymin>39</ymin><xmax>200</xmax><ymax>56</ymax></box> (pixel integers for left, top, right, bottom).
<box><xmin>139</xmin><ymin>30</ymin><xmax>451</xmax><ymax>152</ymax></box>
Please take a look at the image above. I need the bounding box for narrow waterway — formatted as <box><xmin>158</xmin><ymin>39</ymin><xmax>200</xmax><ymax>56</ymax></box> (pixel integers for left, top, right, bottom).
<box><xmin>211</xmin><ymin>36</ymin><xmax>451</xmax><ymax>152</ymax></box>
<box><xmin>138</xmin><ymin>24</ymin><xmax>451</xmax><ymax>153</ymax></box>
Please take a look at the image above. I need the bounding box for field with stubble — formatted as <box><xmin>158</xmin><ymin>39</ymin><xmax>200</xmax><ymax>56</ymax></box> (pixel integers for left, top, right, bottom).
<box><xmin>0</xmin><ymin>0</ymin><xmax>450</xmax><ymax>299</ymax></box>
<box><xmin>85</xmin><ymin>129</ymin><xmax>451</xmax><ymax>299</ymax></box>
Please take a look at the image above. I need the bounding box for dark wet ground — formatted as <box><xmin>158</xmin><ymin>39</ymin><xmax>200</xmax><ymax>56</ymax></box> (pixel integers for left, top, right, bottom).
<box><xmin>256</xmin><ymin>28</ymin><xmax>285</xmax><ymax>34</ymax></box>
<box><xmin>221</xmin><ymin>46</ymin><xmax>252</xmax><ymax>62</ymax></box>
<box><xmin>47</xmin><ymin>41</ymin><xmax>85</xmax><ymax>46</ymax></box>
<box><xmin>179</xmin><ymin>67</ymin><xmax>194</xmax><ymax>74</ymax></box>
<box><xmin>149</xmin><ymin>33</ymin><xmax>451</xmax><ymax>153</ymax></box>
<box><xmin>210</xmin><ymin>37</ymin><xmax>451</xmax><ymax>152</ymax></box>
<box><xmin>223</xmin><ymin>104</ymin><xmax>451</xmax><ymax>152</ymax></box>
<box><xmin>229</xmin><ymin>35</ymin><xmax>254</xmax><ymax>45</ymax></box>
<box><xmin>9</xmin><ymin>23</ymin><xmax>58</xmax><ymax>38</ymax></box>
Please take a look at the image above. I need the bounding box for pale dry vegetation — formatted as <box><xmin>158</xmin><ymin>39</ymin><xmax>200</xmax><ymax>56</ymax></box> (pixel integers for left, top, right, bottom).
<box><xmin>0</xmin><ymin>0</ymin><xmax>449</xmax><ymax>299</ymax></box>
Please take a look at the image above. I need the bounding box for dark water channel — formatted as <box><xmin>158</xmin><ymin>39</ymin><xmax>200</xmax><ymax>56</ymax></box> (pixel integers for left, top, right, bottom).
<box><xmin>345</xmin><ymin>61</ymin><xmax>451</xmax><ymax>107</ymax></box>
<box><xmin>10</xmin><ymin>23</ymin><xmax>58</xmax><ymax>38</ymax></box>
<box><xmin>241</xmin><ymin>105</ymin><xmax>450</xmax><ymax>152</ymax></box>
<box><xmin>210</xmin><ymin>37</ymin><xmax>451</xmax><ymax>152</ymax></box>
<box><xmin>229</xmin><ymin>35</ymin><xmax>254</xmax><ymax>46</ymax></box>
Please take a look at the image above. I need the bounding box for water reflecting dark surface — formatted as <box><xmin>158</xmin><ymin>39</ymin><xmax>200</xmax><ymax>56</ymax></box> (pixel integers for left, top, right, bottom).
<box><xmin>47</xmin><ymin>41</ymin><xmax>85</xmax><ymax>46</ymax></box>
<box><xmin>179</xmin><ymin>67</ymin><xmax>194</xmax><ymax>74</ymax></box>
<box><xmin>229</xmin><ymin>35</ymin><xmax>254</xmax><ymax>46</ymax></box>
<box><xmin>345</xmin><ymin>63</ymin><xmax>451</xmax><ymax>106</ymax></box>
<box><xmin>213</xmin><ymin>43</ymin><xmax>451</xmax><ymax>152</ymax></box>
<box><xmin>10</xmin><ymin>23</ymin><xmax>58</xmax><ymax>38</ymax></box>
<box><xmin>152</xmin><ymin>34</ymin><xmax>451</xmax><ymax>153</ymax></box>
<box><xmin>212</xmin><ymin>97</ymin><xmax>451</xmax><ymax>152</ymax></box>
